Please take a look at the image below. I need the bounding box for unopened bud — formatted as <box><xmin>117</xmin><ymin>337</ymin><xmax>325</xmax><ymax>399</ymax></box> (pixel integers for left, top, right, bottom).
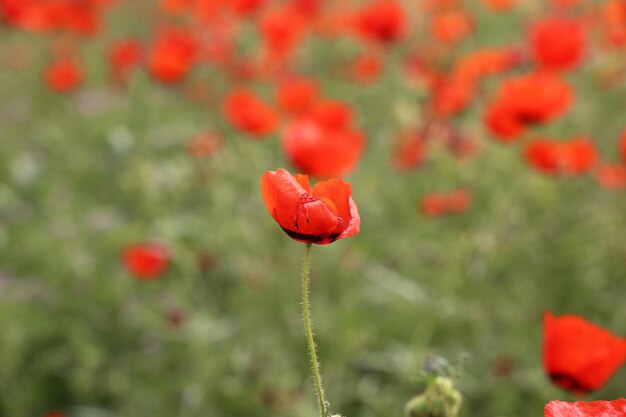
<box><xmin>405</xmin><ymin>377</ymin><xmax>462</xmax><ymax>417</ymax></box>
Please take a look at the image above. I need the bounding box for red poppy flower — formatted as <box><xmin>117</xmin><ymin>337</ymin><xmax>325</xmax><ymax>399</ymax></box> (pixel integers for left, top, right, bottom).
<box><xmin>481</xmin><ymin>0</ymin><xmax>515</xmax><ymax>12</ymax></box>
<box><xmin>354</xmin><ymin>0</ymin><xmax>407</xmax><ymax>44</ymax></box>
<box><xmin>600</xmin><ymin>1</ymin><xmax>626</xmax><ymax>47</ymax></box>
<box><xmin>545</xmin><ymin>399</ymin><xmax>626</xmax><ymax>417</ymax></box>
<box><xmin>419</xmin><ymin>193</ymin><xmax>447</xmax><ymax>217</ymax></box>
<box><xmin>122</xmin><ymin>243</ymin><xmax>170</xmax><ymax>280</ymax></box>
<box><xmin>108</xmin><ymin>38</ymin><xmax>142</xmax><ymax>85</ymax></box>
<box><xmin>351</xmin><ymin>53</ymin><xmax>382</xmax><ymax>84</ymax></box>
<box><xmin>419</xmin><ymin>190</ymin><xmax>471</xmax><ymax>217</ymax></box>
<box><xmin>595</xmin><ymin>164</ymin><xmax>626</xmax><ymax>190</ymax></box>
<box><xmin>543</xmin><ymin>312</ymin><xmax>626</xmax><ymax>395</ymax></box>
<box><xmin>485</xmin><ymin>73</ymin><xmax>574</xmax><ymax>141</ymax></box>
<box><xmin>431</xmin><ymin>76</ymin><xmax>476</xmax><ymax>116</ymax></box>
<box><xmin>260</xmin><ymin>169</ymin><xmax>360</xmax><ymax>244</ymax></box>
<box><xmin>452</xmin><ymin>47</ymin><xmax>521</xmax><ymax>83</ymax></box>
<box><xmin>43</xmin><ymin>57</ymin><xmax>83</xmax><ymax>93</ymax></box>
<box><xmin>146</xmin><ymin>28</ymin><xmax>198</xmax><ymax>84</ymax></box>
<box><xmin>186</xmin><ymin>132</ymin><xmax>223</xmax><ymax>159</ymax></box>
<box><xmin>275</xmin><ymin>77</ymin><xmax>319</xmax><ymax>117</ymax></box>
<box><xmin>393</xmin><ymin>133</ymin><xmax>427</xmax><ymax>172</ymax></box>
<box><xmin>282</xmin><ymin>116</ymin><xmax>365</xmax><ymax>178</ymax></box>
<box><xmin>430</xmin><ymin>9</ymin><xmax>474</xmax><ymax>45</ymax></box>
<box><xmin>524</xmin><ymin>137</ymin><xmax>597</xmax><ymax>176</ymax></box>
<box><xmin>223</xmin><ymin>88</ymin><xmax>278</xmax><ymax>138</ymax></box>
<box><xmin>310</xmin><ymin>100</ymin><xmax>354</xmax><ymax>131</ymax></box>
<box><xmin>259</xmin><ymin>6</ymin><xmax>305</xmax><ymax>61</ymax></box>
<box><xmin>529</xmin><ymin>16</ymin><xmax>586</xmax><ymax>72</ymax></box>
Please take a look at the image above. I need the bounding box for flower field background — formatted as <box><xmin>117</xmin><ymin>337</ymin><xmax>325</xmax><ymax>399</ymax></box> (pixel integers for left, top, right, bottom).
<box><xmin>1</xmin><ymin>1</ymin><xmax>626</xmax><ymax>416</ymax></box>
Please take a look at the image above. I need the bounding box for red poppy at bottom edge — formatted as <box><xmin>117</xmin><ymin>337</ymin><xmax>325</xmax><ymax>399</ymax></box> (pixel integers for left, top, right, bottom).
<box><xmin>545</xmin><ymin>399</ymin><xmax>626</xmax><ymax>417</ymax></box>
<box><xmin>260</xmin><ymin>169</ymin><xmax>360</xmax><ymax>244</ymax></box>
<box><xmin>543</xmin><ymin>312</ymin><xmax>626</xmax><ymax>395</ymax></box>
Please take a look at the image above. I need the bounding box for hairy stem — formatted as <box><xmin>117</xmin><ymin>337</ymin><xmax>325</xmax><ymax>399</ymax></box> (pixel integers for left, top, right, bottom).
<box><xmin>301</xmin><ymin>243</ymin><xmax>328</xmax><ymax>417</ymax></box>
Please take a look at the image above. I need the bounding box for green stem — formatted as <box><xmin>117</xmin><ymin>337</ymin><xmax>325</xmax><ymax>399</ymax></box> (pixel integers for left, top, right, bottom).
<box><xmin>301</xmin><ymin>243</ymin><xmax>329</xmax><ymax>417</ymax></box>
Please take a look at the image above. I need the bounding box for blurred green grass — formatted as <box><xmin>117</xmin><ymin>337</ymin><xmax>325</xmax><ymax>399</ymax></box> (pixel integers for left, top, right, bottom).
<box><xmin>1</xmin><ymin>4</ymin><xmax>626</xmax><ymax>417</ymax></box>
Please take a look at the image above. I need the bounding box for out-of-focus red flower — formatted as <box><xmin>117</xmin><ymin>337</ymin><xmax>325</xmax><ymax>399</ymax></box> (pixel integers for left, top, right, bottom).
<box><xmin>122</xmin><ymin>243</ymin><xmax>170</xmax><ymax>280</ymax></box>
<box><xmin>108</xmin><ymin>39</ymin><xmax>142</xmax><ymax>85</ymax></box>
<box><xmin>525</xmin><ymin>138</ymin><xmax>598</xmax><ymax>176</ymax></box>
<box><xmin>393</xmin><ymin>133</ymin><xmax>427</xmax><ymax>172</ymax></box>
<box><xmin>351</xmin><ymin>53</ymin><xmax>382</xmax><ymax>84</ymax></box>
<box><xmin>310</xmin><ymin>100</ymin><xmax>354</xmax><ymax>131</ymax></box>
<box><xmin>481</xmin><ymin>0</ymin><xmax>515</xmax><ymax>12</ymax></box>
<box><xmin>419</xmin><ymin>190</ymin><xmax>471</xmax><ymax>216</ymax></box>
<box><xmin>431</xmin><ymin>76</ymin><xmax>475</xmax><ymax>116</ymax></box>
<box><xmin>282</xmin><ymin>116</ymin><xmax>365</xmax><ymax>178</ymax></box>
<box><xmin>595</xmin><ymin>164</ymin><xmax>626</xmax><ymax>190</ymax></box>
<box><xmin>187</xmin><ymin>132</ymin><xmax>223</xmax><ymax>159</ymax></box>
<box><xmin>44</xmin><ymin>57</ymin><xmax>83</xmax><ymax>93</ymax></box>
<box><xmin>228</xmin><ymin>0</ymin><xmax>266</xmax><ymax>16</ymax></box>
<box><xmin>452</xmin><ymin>47</ymin><xmax>521</xmax><ymax>83</ymax></box>
<box><xmin>600</xmin><ymin>0</ymin><xmax>626</xmax><ymax>47</ymax></box>
<box><xmin>260</xmin><ymin>169</ymin><xmax>360</xmax><ymax>244</ymax></box>
<box><xmin>160</xmin><ymin>0</ymin><xmax>194</xmax><ymax>14</ymax></box>
<box><xmin>529</xmin><ymin>16</ymin><xmax>586</xmax><ymax>72</ymax></box>
<box><xmin>275</xmin><ymin>77</ymin><xmax>319</xmax><ymax>117</ymax></box>
<box><xmin>354</xmin><ymin>0</ymin><xmax>406</xmax><ymax>44</ymax></box>
<box><xmin>543</xmin><ymin>312</ymin><xmax>626</xmax><ymax>395</ymax></box>
<box><xmin>430</xmin><ymin>9</ymin><xmax>474</xmax><ymax>44</ymax></box>
<box><xmin>259</xmin><ymin>6</ymin><xmax>305</xmax><ymax>61</ymax></box>
<box><xmin>545</xmin><ymin>399</ymin><xmax>626</xmax><ymax>417</ymax></box>
<box><xmin>146</xmin><ymin>28</ymin><xmax>198</xmax><ymax>84</ymax></box>
<box><xmin>223</xmin><ymin>88</ymin><xmax>278</xmax><ymax>138</ymax></box>
<box><xmin>485</xmin><ymin>73</ymin><xmax>574</xmax><ymax>141</ymax></box>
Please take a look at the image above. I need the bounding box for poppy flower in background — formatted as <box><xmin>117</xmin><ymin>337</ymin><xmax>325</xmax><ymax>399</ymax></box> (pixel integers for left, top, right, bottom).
<box><xmin>452</xmin><ymin>47</ymin><xmax>521</xmax><ymax>83</ymax></box>
<box><xmin>310</xmin><ymin>100</ymin><xmax>354</xmax><ymax>131</ymax></box>
<box><xmin>354</xmin><ymin>0</ymin><xmax>407</xmax><ymax>44</ymax></box>
<box><xmin>600</xmin><ymin>0</ymin><xmax>626</xmax><ymax>48</ymax></box>
<box><xmin>108</xmin><ymin>39</ymin><xmax>143</xmax><ymax>85</ymax></box>
<box><xmin>595</xmin><ymin>164</ymin><xmax>626</xmax><ymax>190</ymax></box>
<box><xmin>351</xmin><ymin>53</ymin><xmax>382</xmax><ymax>84</ymax></box>
<box><xmin>146</xmin><ymin>28</ymin><xmax>198</xmax><ymax>84</ymax></box>
<box><xmin>186</xmin><ymin>132</ymin><xmax>223</xmax><ymax>159</ymax></box>
<box><xmin>260</xmin><ymin>169</ymin><xmax>360</xmax><ymax>244</ymax></box>
<box><xmin>543</xmin><ymin>312</ymin><xmax>626</xmax><ymax>395</ymax></box>
<box><xmin>419</xmin><ymin>190</ymin><xmax>471</xmax><ymax>217</ymax></box>
<box><xmin>431</xmin><ymin>75</ymin><xmax>475</xmax><ymax>116</ymax></box>
<box><xmin>545</xmin><ymin>399</ymin><xmax>626</xmax><ymax>417</ymax></box>
<box><xmin>275</xmin><ymin>76</ymin><xmax>319</xmax><ymax>117</ymax></box>
<box><xmin>258</xmin><ymin>6</ymin><xmax>306</xmax><ymax>62</ymax></box>
<box><xmin>620</xmin><ymin>130</ymin><xmax>626</xmax><ymax>163</ymax></box>
<box><xmin>430</xmin><ymin>9</ymin><xmax>474</xmax><ymax>45</ymax></box>
<box><xmin>481</xmin><ymin>0</ymin><xmax>515</xmax><ymax>12</ymax></box>
<box><xmin>228</xmin><ymin>0</ymin><xmax>267</xmax><ymax>16</ymax></box>
<box><xmin>529</xmin><ymin>16</ymin><xmax>586</xmax><ymax>72</ymax></box>
<box><xmin>524</xmin><ymin>137</ymin><xmax>598</xmax><ymax>176</ymax></box>
<box><xmin>122</xmin><ymin>243</ymin><xmax>170</xmax><ymax>280</ymax></box>
<box><xmin>282</xmin><ymin>116</ymin><xmax>365</xmax><ymax>178</ymax></box>
<box><xmin>223</xmin><ymin>88</ymin><xmax>278</xmax><ymax>138</ymax></box>
<box><xmin>43</xmin><ymin>57</ymin><xmax>84</xmax><ymax>93</ymax></box>
<box><xmin>485</xmin><ymin>73</ymin><xmax>574</xmax><ymax>141</ymax></box>
<box><xmin>393</xmin><ymin>133</ymin><xmax>427</xmax><ymax>172</ymax></box>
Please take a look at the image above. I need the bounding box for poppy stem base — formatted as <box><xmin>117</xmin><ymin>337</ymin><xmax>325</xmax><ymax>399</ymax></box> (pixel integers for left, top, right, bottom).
<box><xmin>301</xmin><ymin>243</ymin><xmax>330</xmax><ymax>417</ymax></box>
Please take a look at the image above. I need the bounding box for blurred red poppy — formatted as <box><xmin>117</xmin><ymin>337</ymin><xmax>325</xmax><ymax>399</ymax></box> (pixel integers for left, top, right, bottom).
<box><xmin>620</xmin><ymin>130</ymin><xmax>626</xmax><ymax>163</ymax></box>
<box><xmin>275</xmin><ymin>76</ymin><xmax>319</xmax><ymax>117</ymax></box>
<box><xmin>481</xmin><ymin>0</ymin><xmax>515</xmax><ymax>12</ymax></box>
<box><xmin>122</xmin><ymin>243</ymin><xmax>170</xmax><ymax>280</ymax></box>
<box><xmin>351</xmin><ymin>53</ymin><xmax>382</xmax><ymax>84</ymax></box>
<box><xmin>485</xmin><ymin>73</ymin><xmax>574</xmax><ymax>141</ymax></box>
<box><xmin>419</xmin><ymin>190</ymin><xmax>471</xmax><ymax>217</ymax></box>
<box><xmin>224</xmin><ymin>88</ymin><xmax>278</xmax><ymax>138</ymax></box>
<box><xmin>529</xmin><ymin>16</ymin><xmax>586</xmax><ymax>72</ymax></box>
<box><xmin>260</xmin><ymin>169</ymin><xmax>360</xmax><ymax>244</ymax></box>
<box><xmin>44</xmin><ymin>57</ymin><xmax>83</xmax><ymax>93</ymax></box>
<box><xmin>595</xmin><ymin>164</ymin><xmax>626</xmax><ymax>190</ymax></box>
<box><xmin>354</xmin><ymin>0</ymin><xmax>406</xmax><ymax>44</ymax></box>
<box><xmin>543</xmin><ymin>312</ymin><xmax>626</xmax><ymax>395</ymax></box>
<box><xmin>282</xmin><ymin>116</ymin><xmax>365</xmax><ymax>178</ymax></box>
<box><xmin>524</xmin><ymin>138</ymin><xmax>597</xmax><ymax>176</ymax></box>
<box><xmin>108</xmin><ymin>39</ymin><xmax>142</xmax><ymax>85</ymax></box>
<box><xmin>393</xmin><ymin>133</ymin><xmax>427</xmax><ymax>172</ymax></box>
<box><xmin>545</xmin><ymin>399</ymin><xmax>626</xmax><ymax>417</ymax></box>
<box><xmin>430</xmin><ymin>9</ymin><xmax>474</xmax><ymax>44</ymax></box>
<box><xmin>146</xmin><ymin>28</ymin><xmax>198</xmax><ymax>84</ymax></box>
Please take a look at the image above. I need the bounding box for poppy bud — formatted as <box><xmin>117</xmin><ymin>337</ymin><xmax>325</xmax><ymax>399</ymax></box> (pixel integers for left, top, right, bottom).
<box><xmin>405</xmin><ymin>377</ymin><xmax>462</xmax><ymax>417</ymax></box>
